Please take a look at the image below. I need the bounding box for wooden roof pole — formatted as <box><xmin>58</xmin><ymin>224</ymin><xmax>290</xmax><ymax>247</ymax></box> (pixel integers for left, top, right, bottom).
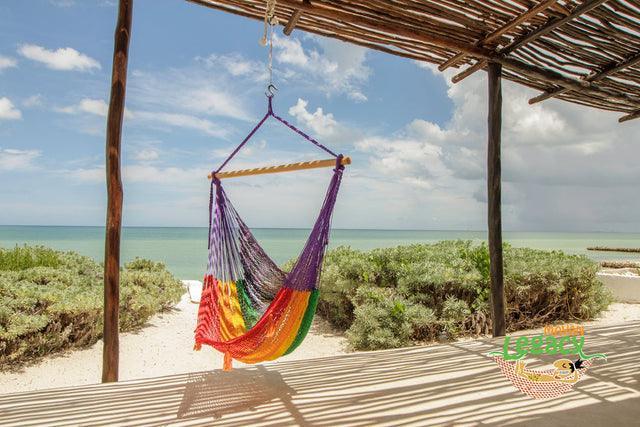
<box><xmin>438</xmin><ymin>0</ymin><xmax>558</xmax><ymax>72</ymax></box>
<box><xmin>283</xmin><ymin>0</ymin><xmax>309</xmax><ymax>35</ymax></box>
<box><xmin>452</xmin><ymin>0</ymin><xmax>611</xmax><ymax>84</ymax></box>
<box><xmin>103</xmin><ymin>0</ymin><xmax>132</xmax><ymax>383</ymax></box>
<box><xmin>191</xmin><ymin>0</ymin><xmax>493</xmax><ymax>57</ymax></box>
<box><xmin>619</xmin><ymin>109</ymin><xmax>640</xmax><ymax>123</ymax></box>
<box><xmin>530</xmin><ymin>50</ymin><xmax>640</xmax><ymax>105</ymax></box>
<box><xmin>497</xmin><ymin>55</ymin><xmax>640</xmax><ymax>108</ymax></box>
<box><xmin>190</xmin><ymin>0</ymin><xmax>639</xmax><ymax>109</ymax></box>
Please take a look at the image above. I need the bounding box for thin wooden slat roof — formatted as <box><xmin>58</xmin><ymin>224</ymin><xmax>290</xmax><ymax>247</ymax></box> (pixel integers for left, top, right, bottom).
<box><xmin>187</xmin><ymin>0</ymin><xmax>640</xmax><ymax>122</ymax></box>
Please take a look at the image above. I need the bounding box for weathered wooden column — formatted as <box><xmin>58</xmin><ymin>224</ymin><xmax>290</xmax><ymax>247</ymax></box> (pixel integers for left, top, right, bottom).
<box><xmin>103</xmin><ymin>0</ymin><xmax>133</xmax><ymax>383</ymax></box>
<box><xmin>487</xmin><ymin>61</ymin><xmax>506</xmax><ymax>337</ymax></box>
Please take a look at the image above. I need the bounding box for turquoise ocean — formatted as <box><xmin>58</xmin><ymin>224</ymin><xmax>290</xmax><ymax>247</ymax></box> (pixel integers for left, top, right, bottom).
<box><xmin>1</xmin><ymin>226</ymin><xmax>639</xmax><ymax>279</ymax></box>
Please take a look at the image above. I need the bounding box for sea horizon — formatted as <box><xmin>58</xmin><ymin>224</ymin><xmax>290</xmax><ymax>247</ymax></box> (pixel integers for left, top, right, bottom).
<box><xmin>2</xmin><ymin>224</ymin><xmax>639</xmax><ymax>234</ymax></box>
<box><xmin>2</xmin><ymin>225</ymin><xmax>639</xmax><ymax>279</ymax></box>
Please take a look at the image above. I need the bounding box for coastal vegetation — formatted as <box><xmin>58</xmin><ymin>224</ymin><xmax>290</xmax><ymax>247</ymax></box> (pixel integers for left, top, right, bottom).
<box><xmin>317</xmin><ymin>241</ymin><xmax>612</xmax><ymax>351</ymax></box>
<box><xmin>1</xmin><ymin>242</ymin><xmax>614</xmax><ymax>366</ymax></box>
<box><xmin>0</xmin><ymin>246</ymin><xmax>183</xmax><ymax>369</ymax></box>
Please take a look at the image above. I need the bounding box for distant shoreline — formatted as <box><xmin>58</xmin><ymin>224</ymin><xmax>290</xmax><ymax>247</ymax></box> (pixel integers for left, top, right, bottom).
<box><xmin>588</xmin><ymin>246</ymin><xmax>640</xmax><ymax>253</ymax></box>
<box><xmin>2</xmin><ymin>226</ymin><xmax>640</xmax><ymax>279</ymax></box>
<box><xmin>1</xmin><ymin>224</ymin><xmax>639</xmax><ymax>234</ymax></box>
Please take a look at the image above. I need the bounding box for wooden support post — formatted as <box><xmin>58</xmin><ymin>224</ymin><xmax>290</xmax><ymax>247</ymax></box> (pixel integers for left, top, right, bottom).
<box><xmin>487</xmin><ymin>62</ymin><xmax>506</xmax><ymax>338</ymax></box>
<box><xmin>102</xmin><ymin>0</ymin><xmax>133</xmax><ymax>383</ymax></box>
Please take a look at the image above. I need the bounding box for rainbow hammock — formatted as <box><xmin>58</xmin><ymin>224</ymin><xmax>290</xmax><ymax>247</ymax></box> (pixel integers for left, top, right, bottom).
<box><xmin>194</xmin><ymin>95</ymin><xmax>345</xmax><ymax>370</ymax></box>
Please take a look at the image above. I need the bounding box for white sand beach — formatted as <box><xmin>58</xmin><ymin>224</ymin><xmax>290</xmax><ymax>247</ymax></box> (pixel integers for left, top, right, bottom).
<box><xmin>0</xmin><ymin>293</ymin><xmax>348</xmax><ymax>394</ymax></box>
<box><xmin>2</xmin><ymin>286</ymin><xmax>640</xmax><ymax>395</ymax></box>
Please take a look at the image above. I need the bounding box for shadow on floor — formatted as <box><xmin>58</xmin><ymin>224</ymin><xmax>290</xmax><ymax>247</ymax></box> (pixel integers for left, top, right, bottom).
<box><xmin>0</xmin><ymin>321</ymin><xmax>638</xmax><ymax>426</ymax></box>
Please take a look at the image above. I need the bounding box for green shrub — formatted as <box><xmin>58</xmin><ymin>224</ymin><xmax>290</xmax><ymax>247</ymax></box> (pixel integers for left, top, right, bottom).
<box><xmin>346</xmin><ymin>286</ymin><xmax>436</xmax><ymax>350</ymax></box>
<box><xmin>318</xmin><ymin>241</ymin><xmax>612</xmax><ymax>350</ymax></box>
<box><xmin>0</xmin><ymin>245</ymin><xmax>62</xmax><ymax>271</ymax></box>
<box><xmin>0</xmin><ymin>246</ymin><xmax>184</xmax><ymax>369</ymax></box>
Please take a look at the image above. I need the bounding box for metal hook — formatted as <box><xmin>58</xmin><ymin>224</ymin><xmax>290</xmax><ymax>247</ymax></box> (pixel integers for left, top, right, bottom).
<box><xmin>265</xmin><ymin>83</ymin><xmax>278</xmax><ymax>98</ymax></box>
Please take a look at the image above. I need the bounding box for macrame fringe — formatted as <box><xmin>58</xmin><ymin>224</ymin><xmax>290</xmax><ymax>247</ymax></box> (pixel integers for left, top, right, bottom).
<box><xmin>223</xmin><ymin>351</ymin><xmax>233</xmax><ymax>371</ymax></box>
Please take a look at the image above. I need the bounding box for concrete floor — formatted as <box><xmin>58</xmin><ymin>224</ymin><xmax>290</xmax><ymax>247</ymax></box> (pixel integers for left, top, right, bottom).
<box><xmin>1</xmin><ymin>321</ymin><xmax>639</xmax><ymax>426</ymax></box>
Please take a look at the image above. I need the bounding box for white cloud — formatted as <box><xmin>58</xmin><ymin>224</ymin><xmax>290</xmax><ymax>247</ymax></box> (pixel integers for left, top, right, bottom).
<box><xmin>22</xmin><ymin>94</ymin><xmax>44</xmax><ymax>108</ymax></box>
<box><xmin>134</xmin><ymin>148</ymin><xmax>160</xmax><ymax>162</ymax></box>
<box><xmin>66</xmin><ymin>163</ymin><xmax>206</xmax><ymax>187</ymax></box>
<box><xmin>56</xmin><ymin>98</ymin><xmax>228</xmax><ymax>137</ymax></box>
<box><xmin>0</xmin><ymin>97</ymin><xmax>22</xmax><ymax>120</ymax></box>
<box><xmin>129</xmin><ymin>69</ymin><xmax>251</xmax><ymax>122</ymax></box>
<box><xmin>401</xmin><ymin>62</ymin><xmax>640</xmax><ymax>231</ymax></box>
<box><xmin>286</xmin><ymin>98</ymin><xmax>363</xmax><ymax>147</ymax></box>
<box><xmin>131</xmin><ymin>111</ymin><xmax>228</xmax><ymax>138</ymax></box>
<box><xmin>177</xmin><ymin>89</ymin><xmax>249</xmax><ymax>122</ymax></box>
<box><xmin>275</xmin><ymin>37</ymin><xmax>308</xmax><ymax>67</ymax></box>
<box><xmin>0</xmin><ymin>148</ymin><xmax>40</xmax><ymax>171</ymax></box>
<box><xmin>50</xmin><ymin>0</ymin><xmax>75</xmax><ymax>6</ymax></box>
<box><xmin>274</xmin><ymin>35</ymin><xmax>370</xmax><ymax>102</ymax></box>
<box><xmin>18</xmin><ymin>44</ymin><xmax>100</xmax><ymax>71</ymax></box>
<box><xmin>123</xmin><ymin>164</ymin><xmax>205</xmax><ymax>185</ymax></box>
<box><xmin>212</xmin><ymin>139</ymin><xmax>267</xmax><ymax>159</ymax></box>
<box><xmin>288</xmin><ymin>98</ymin><xmax>337</xmax><ymax>137</ymax></box>
<box><xmin>355</xmin><ymin>128</ymin><xmax>453</xmax><ymax>190</ymax></box>
<box><xmin>56</xmin><ymin>98</ymin><xmax>109</xmax><ymax>116</ymax></box>
<box><xmin>198</xmin><ymin>53</ymin><xmax>265</xmax><ymax>79</ymax></box>
<box><xmin>66</xmin><ymin>166</ymin><xmax>104</xmax><ymax>182</ymax></box>
<box><xmin>414</xmin><ymin>61</ymin><xmax>439</xmax><ymax>74</ymax></box>
<box><xmin>348</xmin><ymin>91</ymin><xmax>368</xmax><ymax>103</ymax></box>
<box><xmin>0</xmin><ymin>55</ymin><xmax>17</xmax><ymax>71</ymax></box>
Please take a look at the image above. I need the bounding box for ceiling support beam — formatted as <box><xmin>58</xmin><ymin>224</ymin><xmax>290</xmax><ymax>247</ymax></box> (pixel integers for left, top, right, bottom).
<box><xmin>530</xmin><ymin>50</ymin><xmax>640</xmax><ymax>104</ymax></box>
<box><xmin>439</xmin><ymin>0</ymin><xmax>557</xmax><ymax>72</ymax></box>
<box><xmin>283</xmin><ymin>0</ymin><xmax>309</xmax><ymax>35</ymax></box>
<box><xmin>189</xmin><ymin>0</ymin><xmax>639</xmax><ymax>109</ymax></box>
<box><xmin>452</xmin><ymin>0</ymin><xmax>610</xmax><ymax>84</ymax></box>
<box><xmin>619</xmin><ymin>109</ymin><xmax>640</xmax><ymax>123</ymax></box>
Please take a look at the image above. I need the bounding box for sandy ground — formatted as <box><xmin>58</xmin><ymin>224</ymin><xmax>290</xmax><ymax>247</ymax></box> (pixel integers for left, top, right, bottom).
<box><xmin>2</xmin><ymin>308</ymin><xmax>639</xmax><ymax>426</ymax></box>
<box><xmin>1</xmin><ymin>293</ymin><xmax>639</xmax><ymax>396</ymax></box>
<box><xmin>0</xmin><ymin>294</ymin><xmax>348</xmax><ymax>394</ymax></box>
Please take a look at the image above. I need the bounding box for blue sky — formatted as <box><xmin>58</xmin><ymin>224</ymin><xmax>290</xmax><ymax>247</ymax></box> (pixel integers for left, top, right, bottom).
<box><xmin>1</xmin><ymin>0</ymin><xmax>640</xmax><ymax>231</ymax></box>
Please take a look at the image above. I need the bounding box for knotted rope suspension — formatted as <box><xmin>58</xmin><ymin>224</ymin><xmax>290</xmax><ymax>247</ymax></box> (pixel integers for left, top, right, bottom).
<box><xmin>260</xmin><ymin>0</ymin><xmax>278</xmax><ymax>93</ymax></box>
<box><xmin>260</xmin><ymin>0</ymin><xmax>278</xmax><ymax>46</ymax></box>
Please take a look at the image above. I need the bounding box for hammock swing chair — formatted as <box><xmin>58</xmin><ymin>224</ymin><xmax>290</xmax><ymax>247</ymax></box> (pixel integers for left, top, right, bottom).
<box><xmin>194</xmin><ymin>91</ymin><xmax>349</xmax><ymax>370</ymax></box>
<box><xmin>194</xmin><ymin>10</ymin><xmax>349</xmax><ymax>369</ymax></box>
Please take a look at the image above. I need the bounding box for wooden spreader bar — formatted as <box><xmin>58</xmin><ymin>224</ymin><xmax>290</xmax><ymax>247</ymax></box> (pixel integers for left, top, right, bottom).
<box><xmin>208</xmin><ymin>156</ymin><xmax>351</xmax><ymax>180</ymax></box>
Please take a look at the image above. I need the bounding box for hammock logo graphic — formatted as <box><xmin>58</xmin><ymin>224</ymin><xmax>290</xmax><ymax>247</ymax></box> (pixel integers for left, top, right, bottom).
<box><xmin>488</xmin><ymin>324</ymin><xmax>606</xmax><ymax>399</ymax></box>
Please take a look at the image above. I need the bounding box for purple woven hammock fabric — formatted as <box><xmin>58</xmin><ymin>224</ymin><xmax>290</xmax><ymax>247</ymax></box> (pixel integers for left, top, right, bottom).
<box><xmin>207</xmin><ymin>156</ymin><xmax>344</xmax><ymax>314</ymax></box>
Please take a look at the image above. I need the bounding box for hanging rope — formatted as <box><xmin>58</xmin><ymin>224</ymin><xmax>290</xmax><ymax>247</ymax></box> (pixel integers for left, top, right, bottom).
<box><xmin>260</xmin><ymin>0</ymin><xmax>278</xmax><ymax>88</ymax></box>
<box><xmin>260</xmin><ymin>0</ymin><xmax>278</xmax><ymax>46</ymax></box>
